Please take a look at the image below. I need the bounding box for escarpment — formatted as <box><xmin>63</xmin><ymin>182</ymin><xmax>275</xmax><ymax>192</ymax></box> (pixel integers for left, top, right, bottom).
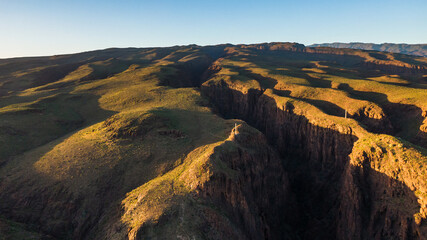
<box><xmin>110</xmin><ymin>124</ymin><xmax>295</xmax><ymax>240</ymax></box>
<box><xmin>201</xmin><ymin>81</ymin><xmax>357</xmax><ymax>170</ymax></box>
<box><xmin>196</xmin><ymin>125</ymin><xmax>295</xmax><ymax>240</ymax></box>
<box><xmin>202</xmin><ymin>80</ymin><xmax>357</xmax><ymax>239</ymax></box>
<box><xmin>201</xmin><ymin>77</ymin><xmax>427</xmax><ymax>239</ymax></box>
<box><xmin>338</xmin><ymin>136</ymin><xmax>427</xmax><ymax>240</ymax></box>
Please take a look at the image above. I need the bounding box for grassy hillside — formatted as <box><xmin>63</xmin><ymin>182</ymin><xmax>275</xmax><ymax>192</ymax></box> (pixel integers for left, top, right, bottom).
<box><xmin>0</xmin><ymin>45</ymin><xmax>244</xmax><ymax>239</ymax></box>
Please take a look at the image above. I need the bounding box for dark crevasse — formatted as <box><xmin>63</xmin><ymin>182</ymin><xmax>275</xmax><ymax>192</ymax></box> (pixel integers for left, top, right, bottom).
<box><xmin>201</xmin><ymin>81</ymin><xmax>356</xmax><ymax>239</ymax></box>
<box><xmin>201</xmin><ymin>80</ymin><xmax>424</xmax><ymax>239</ymax></box>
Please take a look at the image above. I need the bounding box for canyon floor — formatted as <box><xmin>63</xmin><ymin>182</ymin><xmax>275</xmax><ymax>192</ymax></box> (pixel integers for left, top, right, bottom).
<box><xmin>0</xmin><ymin>43</ymin><xmax>426</xmax><ymax>239</ymax></box>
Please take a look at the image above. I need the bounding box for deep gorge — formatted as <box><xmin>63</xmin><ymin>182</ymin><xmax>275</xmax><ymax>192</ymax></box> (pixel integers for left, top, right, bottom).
<box><xmin>201</xmin><ymin>80</ymin><xmax>424</xmax><ymax>239</ymax></box>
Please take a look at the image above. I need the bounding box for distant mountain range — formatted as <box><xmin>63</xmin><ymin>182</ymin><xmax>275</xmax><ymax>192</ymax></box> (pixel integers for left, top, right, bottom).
<box><xmin>310</xmin><ymin>42</ymin><xmax>427</xmax><ymax>58</ymax></box>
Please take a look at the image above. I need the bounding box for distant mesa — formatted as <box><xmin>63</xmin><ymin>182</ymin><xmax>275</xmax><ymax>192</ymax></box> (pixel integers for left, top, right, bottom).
<box><xmin>310</xmin><ymin>42</ymin><xmax>427</xmax><ymax>58</ymax></box>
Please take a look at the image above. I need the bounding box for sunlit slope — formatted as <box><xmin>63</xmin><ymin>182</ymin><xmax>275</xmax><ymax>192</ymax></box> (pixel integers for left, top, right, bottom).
<box><xmin>0</xmin><ymin>46</ymin><xmax>244</xmax><ymax>238</ymax></box>
<box><xmin>0</xmin><ymin>46</ymin><xmax>219</xmax><ymax>160</ymax></box>
<box><xmin>0</xmin><ymin>44</ymin><xmax>290</xmax><ymax>239</ymax></box>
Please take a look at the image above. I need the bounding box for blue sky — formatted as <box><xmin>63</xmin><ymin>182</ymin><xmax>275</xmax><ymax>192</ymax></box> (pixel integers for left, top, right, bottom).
<box><xmin>0</xmin><ymin>0</ymin><xmax>426</xmax><ymax>58</ymax></box>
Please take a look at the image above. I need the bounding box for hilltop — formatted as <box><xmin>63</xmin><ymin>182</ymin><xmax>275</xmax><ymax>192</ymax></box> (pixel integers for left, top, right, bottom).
<box><xmin>310</xmin><ymin>42</ymin><xmax>427</xmax><ymax>58</ymax></box>
<box><xmin>0</xmin><ymin>42</ymin><xmax>426</xmax><ymax>239</ymax></box>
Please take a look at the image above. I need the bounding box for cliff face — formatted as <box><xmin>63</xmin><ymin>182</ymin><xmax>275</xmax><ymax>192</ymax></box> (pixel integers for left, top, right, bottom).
<box><xmin>202</xmin><ymin>81</ymin><xmax>354</xmax><ymax>238</ymax></box>
<box><xmin>201</xmin><ymin>79</ymin><xmax>427</xmax><ymax>239</ymax></box>
<box><xmin>338</xmin><ymin>137</ymin><xmax>427</xmax><ymax>240</ymax></box>
<box><xmin>201</xmin><ymin>80</ymin><xmax>356</xmax><ymax>169</ymax></box>
<box><xmin>188</xmin><ymin>125</ymin><xmax>296</xmax><ymax>239</ymax></box>
<box><xmin>339</xmin><ymin>162</ymin><xmax>421</xmax><ymax>240</ymax></box>
<box><xmin>196</xmin><ymin>127</ymin><xmax>292</xmax><ymax>239</ymax></box>
<box><xmin>111</xmin><ymin>124</ymin><xmax>295</xmax><ymax>240</ymax></box>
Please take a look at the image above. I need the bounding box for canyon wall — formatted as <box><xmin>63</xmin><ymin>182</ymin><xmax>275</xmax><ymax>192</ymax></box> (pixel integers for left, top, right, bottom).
<box><xmin>201</xmin><ymin>80</ymin><xmax>426</xmax><ymax>239</ymax></box>
<box><xmin>110</xmin><ymin>124</ymin><xmax>297</xmax><ymax>240</ymax></box>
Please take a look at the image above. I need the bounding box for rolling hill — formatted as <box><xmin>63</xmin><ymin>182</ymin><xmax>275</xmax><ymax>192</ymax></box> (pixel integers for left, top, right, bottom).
<box><xmin>0</xmin><ymin>42</ymin><xmax>426</xmax><ymax>239</ymax></box>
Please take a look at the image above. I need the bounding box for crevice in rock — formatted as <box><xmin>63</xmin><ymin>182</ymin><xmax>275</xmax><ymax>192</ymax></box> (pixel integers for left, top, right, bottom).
<box><xmin>201</xmin><ymin>83</ymin><xmax>357</xmax><ymax>239</ymax></box>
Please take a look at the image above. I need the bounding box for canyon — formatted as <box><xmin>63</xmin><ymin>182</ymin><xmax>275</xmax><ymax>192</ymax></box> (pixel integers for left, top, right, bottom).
<box><xmin>0</xmin><ymin>43</ymin><xmax>426</xmax><ymax>239</ymax></box>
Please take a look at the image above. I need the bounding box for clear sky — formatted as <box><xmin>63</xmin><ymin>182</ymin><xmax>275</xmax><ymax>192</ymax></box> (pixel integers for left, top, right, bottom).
<box><xmin>0</xmin><ymin>0</ymin><xmax>426</xmax><ymax>58</ymax></box>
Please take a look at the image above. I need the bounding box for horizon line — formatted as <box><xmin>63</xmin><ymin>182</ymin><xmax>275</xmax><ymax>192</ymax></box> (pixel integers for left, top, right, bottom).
<box><xmin>1</xmin><ymin>41</ymin><xmax>426</xmax><ymax>60</ymax></box>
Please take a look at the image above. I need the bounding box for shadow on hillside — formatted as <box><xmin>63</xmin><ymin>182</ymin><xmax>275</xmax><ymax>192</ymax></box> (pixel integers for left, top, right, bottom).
<box><xmin>0</xmin><ymin>90</ymin><xmax>119</xmax><ymax>239</ymax></box>
<box><xmin>0</xmin><ymin>46</ymin><xmax>239</xmax><ymax>239</ymax></box>
<box><xmin>272</xmin><ymin>89</ymin><xmax>346</xmax><ymax>117</ymax></box>
<box><xmin>303</xmin><ymin>99</ymin><xmax>345</xmax><ymax>117</ymax></box>
<box><xmin>0</xmin><ymin>52</ymin><xmax>134</xmax><ymax>95</ymax></box>
<box><xmin>0</xmin><ymin>91</ymin><xmax>117</xmax><ymax>161</ymax></box>
<box><xmin>36</xmin><ymin>59</ymin><xmax>143</xmax><ymax>92</ymax></box>
<box><xmin>298</xmin><ymin>60</ymin><xmax>427</xmax><ymax>91</ymax></box>
<box><xmin>254</xmin><ymin>49</ymin><xmax>366</xmax><ymax>67</ymax></box>
<box><xmin>202</xmin><ymin>83</ymin><xmax>424</xmax><ymax>239</ymax></box>
<box><xmin>156</xmin><ymin>45</ymin><xmax>229</xmax><ymax>88</ymax></box>
<box><xmin>268</xmin><ymin>66</ymin><xmax>332</xmax><ymax>88</ymax></box>
<box><xmin>0</xmin><ymin>105</ymin><xmax>235</xmax><ymax>239</ymax></box>
<box><xmin>233</xmin><ymin>66</ymin><xmax>278</xmax><ymax>89</ymax></box>
<box><xmin>0</xmin><ymin>57</ymin><xmax>160</xmax><ymax>160</ymax></box>
<box><xmin>157</xmin><ymin>59</ymin><xmax>214</xmax><ymax>88</ymax></box>
<box><xmin>272</xmin><ymin>89</ymin><xmax>291</xmax><ymax>97</ymax></box>
<box><xmin>338</xmin><ymin>83</ymin><xmax>426</xmax><ymax>148</ymax></box>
